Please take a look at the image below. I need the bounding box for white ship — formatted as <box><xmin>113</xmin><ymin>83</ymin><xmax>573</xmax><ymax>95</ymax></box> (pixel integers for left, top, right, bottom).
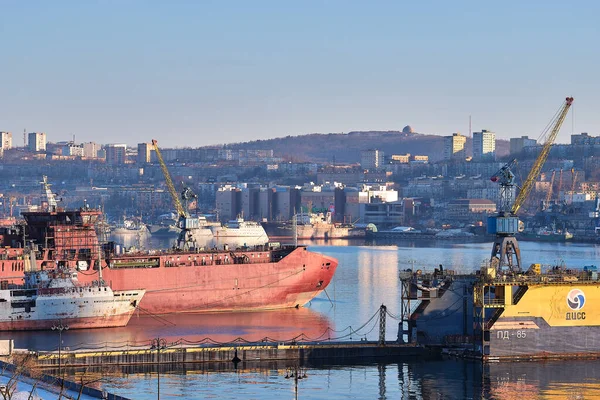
<box><xmin>0</xmin><ymin>268</ymin><xmax>145</xmax><ymax>331</ymax></box>
<box><xmin>111</xmin><ymin>217</ymin><xmax>149</xmax><ymax>236</ymax></box>
<box><xmin>210</xmin><ymin>217</ymin><xmax>269</xmax><ymax>240</ymax></box>
<box><xmin>262</xmin><ymin>212</ymin><xmax>365</xmax><ymax>240</ymax></box>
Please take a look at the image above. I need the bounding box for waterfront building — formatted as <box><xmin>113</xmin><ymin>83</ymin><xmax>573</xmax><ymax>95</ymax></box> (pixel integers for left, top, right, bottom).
<box><xmin>300</xmin><ymin>184</ymin><xmax>336</xmax><ymax>214</ymax></box>
<box><xmin>447</xmin><ymin>199</ymin><xmax>497</xmax><ymax>220</ymax></box>
<box><xmin>361</xmin><ymin>201</ymin><xmax>404</xmax><ymax>226</ymax></box>
<box><xmin>216</xmin><ymin>185</ymin><xmax>242</xmax><ymax>221</ymax></box>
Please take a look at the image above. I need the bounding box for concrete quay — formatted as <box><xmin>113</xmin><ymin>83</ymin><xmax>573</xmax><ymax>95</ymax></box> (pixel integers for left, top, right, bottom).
<box><xmin>22</xmin><ymin>341</ymin><xmax>430</xmax><ymax>369</ymax></box>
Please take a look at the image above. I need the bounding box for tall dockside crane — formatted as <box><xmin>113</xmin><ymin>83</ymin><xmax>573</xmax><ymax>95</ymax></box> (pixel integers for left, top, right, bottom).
<box><xmin>557</xmin><ymin>168</ymin><xmax>564</xmax><ymax>203</ymax></box>
<box><xmin>544</xmin><ymin>170</ymin><xmax>556</xmax><ymax>209</ymax></box>
<box><xmin>152</xmin><ymin>139</ymin><xmax>199</xmax><ymax>250</ymax></box>
<box><xmin>489</xmin><ymin>97</ymin><xmax>574</xmax><ymax>272</ymax></box>
<box><xmin>570</xmin><ymin>168</ymin><xmax>578</xmax><ymax>204</ymax></box>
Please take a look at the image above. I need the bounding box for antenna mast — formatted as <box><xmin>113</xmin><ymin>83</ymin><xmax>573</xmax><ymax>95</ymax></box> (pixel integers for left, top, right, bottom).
<box><xmin>469</xmin><ymin>115</ymin><xmax>472</xmax><ymax>138</ymax></box>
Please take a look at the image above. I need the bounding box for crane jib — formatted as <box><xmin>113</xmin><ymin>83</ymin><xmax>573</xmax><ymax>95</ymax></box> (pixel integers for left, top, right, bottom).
<box><xmin>489</xmin><ymin>97</ymin><xmax>573</xmax><ymax>273</ymax></box>
<box><xmin>511</xmin><ymin>97</ymin><xmax>573</xmax><ymax>215</ymax></box>
<box><xmin>151</xmin><ymin>139</ymin><xmax>187</xmax><ymax>219</ymax></box>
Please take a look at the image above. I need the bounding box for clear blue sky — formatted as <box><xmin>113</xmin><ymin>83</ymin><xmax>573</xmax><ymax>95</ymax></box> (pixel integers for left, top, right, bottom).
<box><xmin>1</xmin><ymin>1</ymin><xmax>598</xmax><ymax>147</ymax></box>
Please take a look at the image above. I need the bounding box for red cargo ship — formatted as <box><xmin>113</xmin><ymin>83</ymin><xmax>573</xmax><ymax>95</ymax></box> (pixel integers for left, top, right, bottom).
<box><xmin>0</xmin><ymin>179</ymin><xmax>338</xmax><ymax>315</ymax></box>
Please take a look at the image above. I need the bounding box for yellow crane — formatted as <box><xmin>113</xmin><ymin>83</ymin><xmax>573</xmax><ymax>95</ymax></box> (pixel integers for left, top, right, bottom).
<box><xmin>570</xmin><ymin>168</ymin><xmax>578</xmax><ymax>204</ymax></box>
<box><xmin>490</xmin><ymin>97</ymin><xmax>573</xmax><ymax>272</ymax></box>
<box><xmin>544</xmin><ymin>170</ymin><xmax>556</xmax><ymax>207</ymax></box>
<box><xmin>151</xmin><ymin>139</ymin><xmax>186</xmax><ymax>219</ymax></box>
<box><xmin>152</xmin><ymin>139</ymin><xmax>202</xmax><ymax>250</ymax></box>
<box><xmin>8</xmin><ymin>196</ymin><xmax>17</xmax><ymax>217</ymax></box>
<box><xmin>512</xmin><ymin>97</ymin><xmax>574</xmax><ymax>214</ymax></box>
<box><xmin>557</xmin><ymin>168</ymin><xmax>563</xmax><ymax>202</ymax></box>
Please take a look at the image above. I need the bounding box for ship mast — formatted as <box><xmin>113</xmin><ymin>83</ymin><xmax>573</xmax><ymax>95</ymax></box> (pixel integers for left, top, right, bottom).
<box><xmin>97</xmin><ymin>243</ymin><xmax>103</xmax><ymax>283</ymax></box>
<box><xmin>41</xmin><ymin>176</ymin><xmax>58</xmax><ymax>212</ymax></box>
<box><xmin>293</xmin><ymin>210</ymin><xmax>298</xmax><ymax>247</ymax></box>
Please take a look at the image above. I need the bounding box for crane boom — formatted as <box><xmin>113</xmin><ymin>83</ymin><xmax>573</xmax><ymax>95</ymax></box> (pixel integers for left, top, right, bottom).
<box><xmin>512</xmin><ymin>97</ymin><xmax>574</xmax><ymax>214</ymax></box>
<box><xmin>151</xmin><ymin>139</ymin><xmax>186</xmax><ymax>218</ymax></box>
<box><xmin>570</xmin><ymin>168</ymin><xmax>578</xmax><ymax>204</ymax></box>
<box><xmin>489</xmin><ymin>96</ymin><xmax>573</xmax><ymax>273</ymax></box>
<box><xmin>557</xmin><ymin>168</ymin><xmax>563</xmax><ymax>201</ymax></box>
<box><xmin>545</xmin><ymin>170</ymin><xmax>556</xmax><ymax>205</ymax></box>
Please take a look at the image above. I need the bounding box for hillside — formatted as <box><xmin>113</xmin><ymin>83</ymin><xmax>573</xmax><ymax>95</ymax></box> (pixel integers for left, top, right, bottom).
<box><xmin>223</xmin><ymin>131</ymin><xmax>509</xmax><ymax>163</ymax></box>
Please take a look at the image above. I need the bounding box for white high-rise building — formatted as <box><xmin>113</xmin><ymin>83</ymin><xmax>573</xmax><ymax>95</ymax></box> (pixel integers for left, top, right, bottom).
<box><xmin>28</xmin><ymin>132</ymin><xmax>47</xmax><ymax>152</ymax></box>
<box><xmin>473</xmin><ymin>130</ymin><xmax>496</xmax><ymax>161</ymax></box>
<box><xmin>443</xmin><ymin>133</ymin><xmax>467</xmax><ymax>160</ymax></box>
<box><xmin>0</xmin><ymin>132</ymin><xmax>12</xmax><ymax>150</ymax></box>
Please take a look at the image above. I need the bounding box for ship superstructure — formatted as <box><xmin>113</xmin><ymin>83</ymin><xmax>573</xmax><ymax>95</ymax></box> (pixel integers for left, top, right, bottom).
<box><xmin>210</xmin><ymin>217</ymin><xmax>269</xmax><ymax>239</ymax></box>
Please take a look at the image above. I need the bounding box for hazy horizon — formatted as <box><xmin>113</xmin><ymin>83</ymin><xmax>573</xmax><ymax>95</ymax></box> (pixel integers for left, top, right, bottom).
<box><xmin>1</xmin><ymin>1</ymin><xmax>597</xmax><ymax>147</ymax></box>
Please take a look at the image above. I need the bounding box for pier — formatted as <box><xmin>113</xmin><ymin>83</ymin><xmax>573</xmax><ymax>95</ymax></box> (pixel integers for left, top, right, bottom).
<box><xmin>18</xmin><ymin>341</ymin><xmax>430</xmax><ymax>369</ymax></box>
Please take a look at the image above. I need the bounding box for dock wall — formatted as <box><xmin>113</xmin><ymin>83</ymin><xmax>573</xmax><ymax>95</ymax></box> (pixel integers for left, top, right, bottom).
<box><xmin>26</xmin><ymin>341</ymin><xmax>429</xmax><ymax>368</ymax></box>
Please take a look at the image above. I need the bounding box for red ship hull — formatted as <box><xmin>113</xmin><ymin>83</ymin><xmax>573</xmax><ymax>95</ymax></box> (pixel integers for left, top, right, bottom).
<box><xmin>80</xmin><ymin>247</ymin><xmax>337</xmax><ymax>314</ymax></box>
<box><xmin>0</xmin><ymin>243</ymin><xmax>337</xmax><ymax>315</ymax></box>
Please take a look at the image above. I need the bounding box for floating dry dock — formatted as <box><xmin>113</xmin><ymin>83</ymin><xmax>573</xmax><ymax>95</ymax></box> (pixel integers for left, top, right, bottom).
<box><xmin>400</xmin><ymin>264</ymin><xmax>600</xmax><ymax>361</ymax></box>
<box><xmin>23</xmin><ymin>341</ymin><xmax>428</xmax><ymax>369</ymax></box>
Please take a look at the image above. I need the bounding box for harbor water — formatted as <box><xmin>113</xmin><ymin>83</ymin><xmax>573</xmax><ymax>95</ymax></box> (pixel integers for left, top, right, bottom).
<box><xmin>5</xmin><ymin>238</ymin><xmax>600</xmax><ymax>399</ymax></box>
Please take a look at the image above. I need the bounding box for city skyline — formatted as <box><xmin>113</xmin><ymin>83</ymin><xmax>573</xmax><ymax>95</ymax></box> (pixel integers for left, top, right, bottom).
<box><xmin>1</xmin><ymin>1</ymin><xmax>598</xmax><ymax>147</ymax></box>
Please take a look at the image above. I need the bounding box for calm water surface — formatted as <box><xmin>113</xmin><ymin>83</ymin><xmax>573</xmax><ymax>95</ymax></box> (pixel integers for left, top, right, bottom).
<box><xmin>7</xmin><ymin>238</ymin><xmax>600</xmax><ymax>399</ymax></box>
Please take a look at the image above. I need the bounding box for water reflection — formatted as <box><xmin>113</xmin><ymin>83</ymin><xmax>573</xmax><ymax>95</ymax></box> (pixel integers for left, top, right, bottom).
<box><xmin>484</xmin><ymin>360</ymin><xmax>600</xmax><ymax>399</ymax></box>
<box><xmin>88</xmin><ymin>358</ymin><xmax>600</xmax><ymax>399</ymax></box>
<box><xmin>0</xmin><ymin>308</ymin><xmax>333</xmax><ymax>351</ymax></box>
